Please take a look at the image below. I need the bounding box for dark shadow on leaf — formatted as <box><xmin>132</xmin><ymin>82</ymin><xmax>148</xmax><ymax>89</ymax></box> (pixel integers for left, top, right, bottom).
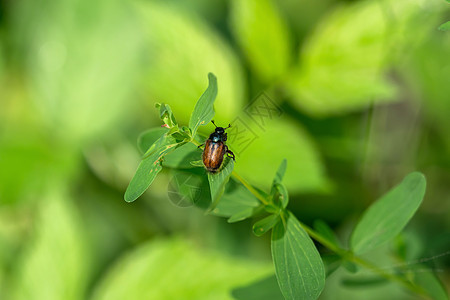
<box><xmin>231</xmin><ymin>274</ymin><xmax>284</xmax><ymax>300</ymax></box>
<box><xmin>341</xmin><ymin>276</ymin><xmax>388</xmax><ymax>288</ymax></box>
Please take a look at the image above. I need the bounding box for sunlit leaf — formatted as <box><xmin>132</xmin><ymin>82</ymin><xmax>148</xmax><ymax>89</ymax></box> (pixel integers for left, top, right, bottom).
<box><xmin>91</xmin><ymin>238</ymin><xmax>273</xmax><ymax>300</ymax></box>
<box><xmin>10</xmin><ymin>187</ymin><xmax>89</xmax><ymax>300</ymax></box>
<box><xmin>253</xmin><ymin>214</ymin><xmax>280</xmax><ymax>237</ymax></box>
<box><xmin>351</xmin><ymin>172</ymin><xmax>426</xmax><ymax>255</ymax></box>
<box><xmin>285</xmin><ymin>0</ymin><xmax>397</xmax><ymax>116</ymax></box>
<box><xmin>137</xmin><ymin>127</ymin><xmax>169</xmax><ymax>154</ymax></box>
<box><xmin>408</xmin><ymin>33</ymin><xmax>450</xmax><ymax>153</ymax></box>
<box><xmin>135</xmin><ymin>1</ymin><xmax>244</xmax><ymax>127</ymax></box>
<box><xmin>139</xmin><ymin>130</ymin><xmax>204</xmax><ymax>168</ymax></box>
<box><xmin>272</xmin><ymin>159</ymin><xmax>287</xmax><ymax>184</ymax></box>
<box><xmin>229</xmin><ymin>0</ymin><xmax>291</xmax><ymax>82</ymax></box>
<box><xmin>272</xmin><ymin>212</ymin><xmax>325</xmax><ymax>300</ymax></box>
<box><xmin>232</xmin><ymin>119</ymin><xmax>328</xmax><ymax>194</ymax></box>
<box><xmin>438</xmin><ymin>21</ymin><xmax>450</xmax><ymax>31</ymax></box>
<box><xmin>12</xmin><ymin>0</ymin><xmax>141</xmax><ymax>144</ymax></box>
<box><xmin>285</xmin><ymin>0</ymin><xmax>442</xmax><ymax>117</ymax></box>
<box><xmin>189</xmin><ymin>73</ymin><xmax>217</xmax><ymax>136</ymax></box>
<box><xmin>155</xmin><ymin>103</ymin><xmax>178</xmax><ymax>128</ymax></box>
<box><xmin>125</xmin><ymin>134</ymin><xmax>186</xmax><ymax>202</ymax></box>
<box><xmin>163</xmin><ymin>143</ymin><xmax>203</xmax><ymax>169</ymax></box>
<box><xmin>0</xmin><ymin>137</ymin><xmax>54</xmax><ymax>204</ymax></box>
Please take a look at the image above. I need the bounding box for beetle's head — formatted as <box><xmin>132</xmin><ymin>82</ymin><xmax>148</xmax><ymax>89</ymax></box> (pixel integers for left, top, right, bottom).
<box><xmin>214</xmin><ymin>127</ymin><xmax>225</xmax><ymax>135</ymax></box>
<box><xmin>211</xmin><ymin>120</ymin><xmax>231</xmax><ymax>135</ymax></box>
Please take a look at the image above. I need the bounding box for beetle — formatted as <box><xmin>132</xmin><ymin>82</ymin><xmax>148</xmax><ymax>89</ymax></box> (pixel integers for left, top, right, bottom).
<box><xmin>199</xmin><ymin>120</ymin><xmax>235</xmax><ymax>173</ymax></box>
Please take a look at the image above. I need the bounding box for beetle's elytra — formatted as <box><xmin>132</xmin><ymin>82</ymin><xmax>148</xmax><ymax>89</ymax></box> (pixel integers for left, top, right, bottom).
<box><xmin>200</xmin><ymin>120</ymin><xmax>235</xmax><ymax>173</ymax></box>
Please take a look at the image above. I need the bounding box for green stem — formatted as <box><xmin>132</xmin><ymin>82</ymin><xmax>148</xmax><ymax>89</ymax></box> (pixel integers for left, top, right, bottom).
<box><xmin>191</xmin><ymin>136</ymin><xmax>428</xmax><ymax>298</ymax></box>
<box><xmin>227</xmin><ymin>166</ymin><xmax>428</xmax><ymax>298</ymax></box>
<box><xmin>300</xmin><ymin>222</ymin><xmax>427</xmax><ymax>297</ymax></box>
<box><xmin>231</xmin><ymin>170</ymin><xmax>269</xmax><ymax>206</ymax></box>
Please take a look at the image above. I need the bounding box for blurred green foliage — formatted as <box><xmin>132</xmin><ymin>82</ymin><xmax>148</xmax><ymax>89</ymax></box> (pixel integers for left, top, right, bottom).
<box><xmin>0</xmin><ymin>0</ymin><xmax>449</xmax><ymax>299</ymax></box>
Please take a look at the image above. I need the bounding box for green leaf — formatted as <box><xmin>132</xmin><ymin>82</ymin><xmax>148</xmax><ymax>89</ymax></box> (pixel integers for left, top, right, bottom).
<box><xmin>212</xmin><ymin>180</ymin><xmax>260</xmax><ymax>217</ymax></box>
<box><xmin>232</xmin><ymin>119</ymin><xmax>328</xmax><ymax>194</ymax></box>
<box><xmin>253</xmin><ymin>214</ymin><xmax>280</xmax><ymax>237</ymax></box>
<box><xmin>207</xmin><ymin>157</ymin><xmax>234</xmax><ymax>212</ymax></box>
<box><xmin>411</xmin><ymin>265</ymin><xmax>449</xmax><ymax>300</ymax></box>
<box><xmin>272</xmin><ymin>183</ymin><xmax>289</xmax><ymax>209</ymax></box>
<box><xmin>91</xmin><ymin>238</ymin><xmax>273</xmax><ymax>300</ymax></box>
<box><xmin>10</xmin><ymin>187</ymin><xmax>89</xmax><ymax>300</ymax></box>
<box><xmin>227</xmin><ymin>206</ymin><xmax>263</xmax><ymax>223</ymax></box>
<box><xmin>155</xmin><ymin>103</ymin><xmax>178</xmax><ymax>127</ymax></box>
<box><xmin>135</xmin><ymin>0</ymin><xmax>244</xmax><ymax>127</ymax></box>
<box><xmin>139</xmin><ymin>131</ymin><xmax>205</xmax><ymax>168</ymax></box>
<box><xmin>393</xmin><ymin>231</ymin><xmax>423</xmax><ymax>262</ymax></box>
<box><xmin>232</xmin><ymin>275</ymin><xmax>284</xmax><ymax>300</ymax></box>
<box><xmin>351</xmin><ymin>172</ymin><xmax>426</xmax><ymax>255</ymax></box>
<box><xmin>313</xmin><ymin>220</ymin><xmax>341</xmax><ymax>248</ymax></box>
<box><xmin>188</xmin><ymin>73</ymin><xmax>218</xmax><ymax>136</ymax></box>
<box><xmin>137</xmin><ymin>127</ymin><xmax>169</xmax><ymax>154</ymax></box>
<box><xmin>14</xmin><ymin>0</ymin><xmax>141</xmax><ymax>144</ymax></box>
<box><xmin>162</xmin><ymin>143</ymin><xmax>203</xmax><ymax>169</ymax></box>
<box><xmin>408</xmin><ymin>32</ymin><xmax>450</xmax><ymax>154</ymax></box>
<box><xmin>273</xmin><ymin>159</ymin><xmax>287</xmax><ymax>184</ymax></box>
<box><xmin>229</xmin><ymin>0</ymin><xmax>292</xmax><ymax>82</ymax></box>
<box><xmin>190</xmin><ymin>160</ymin><xmax>204</xmax><ymax>167</ymax></box>
<box><xmin>125</xmin><ymin>134</ymin><xmax>185</xmax><ymax>202</ymax></box>
<box><xmin>285</xmin><ymin>1</ymin><xmax>398</xmax><ymax>117</ymax></box>
<box><xmin>270</xmin><ymin>160</ymin><xmax>289</xmax><ymax>209</ymax></box>
<box><xmin>272</xmin><ymin>212</ymin><xmax>325</xmax><ymax>300</ymax></box>
<box><xmin>167</xmin><ymin>169</ymin><xmax>210</xmax><ymax>208</ymax></box>
<box><xmin>322</xmin><ymin>254</ymin><xmax>342</xmax><ymax>277</ymax></box>
<box><xmin>438</xmin><ymin>21</ymin><xmax>450</xmax><ymax>31</ymax></box>
<box><xmin>342</xmin><ymin>260</ymin><xmax>359</xmax><ymax>274</ymax></box>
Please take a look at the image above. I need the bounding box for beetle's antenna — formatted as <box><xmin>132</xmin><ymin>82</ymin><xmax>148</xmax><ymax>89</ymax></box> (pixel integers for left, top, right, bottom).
<box><xmin>211</xmin><ymin>120</ymin><xmax>217</xmax><ymax>127</ymax></box>
<box><xmin>225</xmin><ymin>123</ymin><xmax>231</xmax><ymax>129</ymax></box>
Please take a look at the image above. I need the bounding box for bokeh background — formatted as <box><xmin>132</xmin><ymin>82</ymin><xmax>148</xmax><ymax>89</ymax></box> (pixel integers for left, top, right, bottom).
<box><xmin>0</xmin><ymin>0</ymin><xmax>449</xmax><ymax>299</ymax></box>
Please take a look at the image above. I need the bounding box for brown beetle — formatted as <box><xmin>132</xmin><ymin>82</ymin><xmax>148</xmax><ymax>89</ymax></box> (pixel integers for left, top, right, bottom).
<box><xmin>200</xmin><ymin>120</ymin><xmax>235</xmax><ymax>173</ymax></box>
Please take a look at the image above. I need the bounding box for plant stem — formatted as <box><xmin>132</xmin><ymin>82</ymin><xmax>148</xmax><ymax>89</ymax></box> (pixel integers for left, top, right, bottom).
<box><xmin>191</xmin><ymin>136</ymin><xmax>428</xmax><ymax>297</ymax></box>
<box><xmin>227</xmin><ymin>166</ymin><xmax>429</xmax><ymax>298</ymax></box>
<box><xmin>231</xmin><ymin>170</ymin><xmax>269</xmax><ymax>206</ymax></box>
<box><xmin>300</xmin><ymin>222</ymin><xmax>427</xmax><ymax>297</ymax></box>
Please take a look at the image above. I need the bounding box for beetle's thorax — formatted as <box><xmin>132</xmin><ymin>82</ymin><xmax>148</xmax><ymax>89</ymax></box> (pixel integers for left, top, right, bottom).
<box><xmin>209</xmin><ymin>132</ymin><xmax>222</xmax><ymax>143</ymax></box>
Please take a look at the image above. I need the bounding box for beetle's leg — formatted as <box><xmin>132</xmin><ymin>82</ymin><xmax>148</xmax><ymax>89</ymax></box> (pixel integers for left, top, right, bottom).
<box><xmin>223</xmin><ymin>133</ymin><xmax>227</xmax><ymax>142</ymax></box>
<box><xmin>197</xmin><ymin>143</ymin><xmax>204</xmax><ymax>149</ymax></box>
<box><xmin>226</xmin><ymin>148</ymin><xmax>236</xmax><ymax>161</ymax></box>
